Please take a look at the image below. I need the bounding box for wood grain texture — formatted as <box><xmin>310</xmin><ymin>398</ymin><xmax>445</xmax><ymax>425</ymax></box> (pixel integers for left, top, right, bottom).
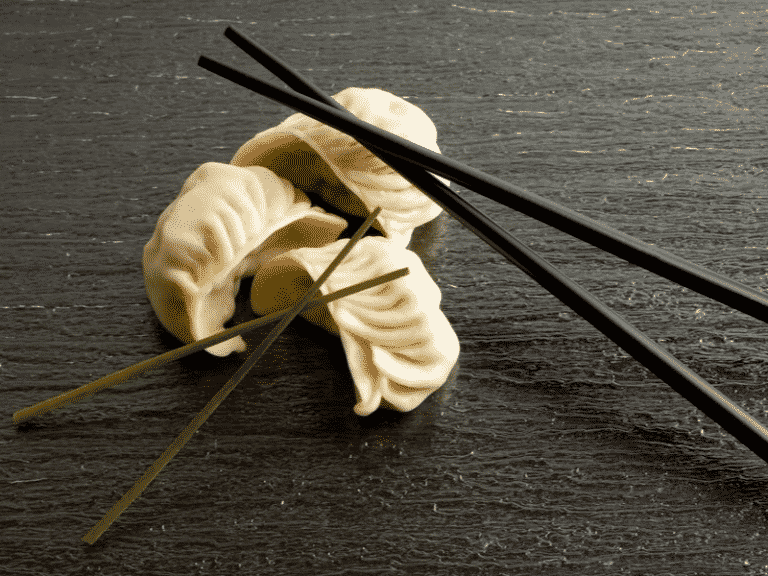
<box><xmin>2</xmin><ymin>1</ymin><xmax>768</xmax><ymax>574</ymax></box>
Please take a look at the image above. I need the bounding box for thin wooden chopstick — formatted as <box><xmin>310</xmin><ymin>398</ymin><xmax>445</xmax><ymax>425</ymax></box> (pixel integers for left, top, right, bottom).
<box><xmin>13</xmin><ymin>267</ymin><xmax>409</xmax><ymax>425</ymax></box>
<box><xmin>82</xmin><ymin>207</ymin><xmax>382</xmax><ymax>544</ymax></box>
<box><xmin>203</xmin><ymin>36</ymin><xmax>768</xmax><ymax>466</ymax></box>
<box><xmin>198</xmin><ymin>53</ymin><xmax>768</xmax><ymax>326</ymax></box>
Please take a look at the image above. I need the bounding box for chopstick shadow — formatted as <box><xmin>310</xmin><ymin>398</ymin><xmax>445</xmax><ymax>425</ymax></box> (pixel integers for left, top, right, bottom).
<box><xmin>612</xmin><ymin>420</ymin><xmax>768</xmax><ymax>519</ymax></box>
<box><xmin>521</xmin><ymin>376</ymin><xmax>768</xmax><ymax>508</ymax></box>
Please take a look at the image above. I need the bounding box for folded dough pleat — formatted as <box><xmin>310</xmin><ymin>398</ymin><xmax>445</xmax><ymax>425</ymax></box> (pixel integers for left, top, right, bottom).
<box><xmin>250</xmin><ymin>236</ymin><xmax>460</xmax><ymax>415</ymax></box>
<box><xmin>143</xmin><ymin>162</ymin><xmax>348</xmax><ymax>356</ymax></box>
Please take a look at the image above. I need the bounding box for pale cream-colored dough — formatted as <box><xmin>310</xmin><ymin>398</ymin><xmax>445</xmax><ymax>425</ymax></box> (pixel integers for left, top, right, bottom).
<box><xmin>231</xmin><ymin>87</ymin><xmax>450</xmax><ymax>247</ymax></box>
<box><xmin>250</xmin><ymin>237</ymin><xmax>460</xmax><ymax>415</ymax></box>
<box><xmin>143</xmin><ymin>162</ymin><xmax>348</xmax><ymax>356</ymax></box>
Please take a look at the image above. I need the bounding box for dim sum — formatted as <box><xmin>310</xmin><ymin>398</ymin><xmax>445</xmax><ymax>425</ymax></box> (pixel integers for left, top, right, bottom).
<box><xmin>143</xmin><ymin>162</ymin><xmax>348</xmax><ymax>356</ymax></box>
<box><xmin>231</xmin><ymin>87</ymin><xmax>450</xmax><ymax>247</ymax></box>
<box><xmin>250</xmin><ymin>236</ymin><xmax>460</xmax><ymax>415</ymax></box>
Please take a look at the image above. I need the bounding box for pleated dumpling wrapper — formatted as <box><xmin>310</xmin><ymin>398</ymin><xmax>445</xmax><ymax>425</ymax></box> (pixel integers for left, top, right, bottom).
<box><xmin>250</xmin><ymin>236</ymin><xmax>460</xmax><ymax>416</ymax></box>
<box><xmin>143</xmin><ymin>162</ymin><xmax>348</xmax><ymax>356</ymax></box>
<box><xmin>230</xmin><ymin>87</ymin><xmax>450</xmax><ymax>247</ymax></box>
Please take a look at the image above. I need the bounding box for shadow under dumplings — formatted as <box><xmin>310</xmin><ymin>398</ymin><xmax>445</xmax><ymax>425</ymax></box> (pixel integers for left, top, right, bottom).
<box><xmin>302</xmin><ymin>321</ymin><xmax>461</xmax><ymax>445</ymax></box>
<box><xmin>406</xmin><ymin>209</ymin><xmax>451</xmax><ymax>278</ymax></box>
<box><xmin>237</xmin><ymin>309</ymin><xmax>461</xmax><ymax>441</ymax></box>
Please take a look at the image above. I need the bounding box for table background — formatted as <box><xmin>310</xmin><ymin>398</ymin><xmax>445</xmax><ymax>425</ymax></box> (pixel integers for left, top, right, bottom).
<box><xmin>2</xmin><ymin>0</ymin><xmax>768</xmax><ymax>574</ymax></box>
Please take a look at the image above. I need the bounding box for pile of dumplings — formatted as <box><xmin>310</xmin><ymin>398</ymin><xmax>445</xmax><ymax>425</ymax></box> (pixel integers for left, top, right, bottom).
<box><xmin>143</xmin><ymin>87</ymin><xmax>460</xmax><ymax>416</ymax></box>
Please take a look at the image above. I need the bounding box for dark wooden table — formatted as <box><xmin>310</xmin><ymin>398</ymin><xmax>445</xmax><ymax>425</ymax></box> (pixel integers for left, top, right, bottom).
<box><xmin>3</xmin><ymin>1</ymin><xmax>768</xmax><ymax>574</ymax></box>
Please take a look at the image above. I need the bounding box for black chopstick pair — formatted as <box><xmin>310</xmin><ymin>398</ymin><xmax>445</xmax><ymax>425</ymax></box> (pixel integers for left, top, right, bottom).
<box><xmin>204</xmin><ymin>35</ymin><xmax>768</xmax><ymax>324</ymax></box>
<box><xmin>198</xmin><ymin>26</ymin><xmax>768</xmax><ymax>466</ymax></box>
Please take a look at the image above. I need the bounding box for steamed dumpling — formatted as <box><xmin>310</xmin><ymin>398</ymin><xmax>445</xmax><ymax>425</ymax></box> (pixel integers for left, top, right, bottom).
<box><xmin>250</xmin><ymin>236</ymin><xmax>460</xmax><ymax>415</ymax></box>
<box><xmin>230</xmin><ymin>87</ymin><xmax>450</xmax><ymax>247</ymax></box>
<box><xmin>143</xmin><ymin>162</ymin><xmax>348</xmax><ymax>356</ymax></box>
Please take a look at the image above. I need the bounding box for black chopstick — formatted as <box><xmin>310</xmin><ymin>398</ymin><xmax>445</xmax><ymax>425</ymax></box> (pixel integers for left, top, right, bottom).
<box><xmin>82</xmin><ymin>208</ymin><xmax>383</xmax><ymax>544</ymax></box>
<box><xmin>13</xmin><ymin>266</ymin><xmax>409</xmax><ymax>425</ymax></box>
<box><xmin>198</xmin><ymin>52</ymin><xmax>768</xmax><ymax>326</ymax></box>
<box><xmin>200</xmin><ymin>36</ymin><xmax>768</xmax><ymax>465</ymax></box>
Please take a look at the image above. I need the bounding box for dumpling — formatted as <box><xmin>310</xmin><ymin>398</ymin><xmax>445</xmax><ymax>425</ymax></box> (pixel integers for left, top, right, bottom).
<box><xmin>230</xmin><ymin>87</ymin><xmax>451</xmax><ymax>247</ymax></box>
<box><xmin>143</xmin><ymin>162</ymin><xmax>348</xmax><ymax>356</ymax></box>
<box><xmin>250</xmin><ymin>236</ymin><xmax>460</xmax><ymax>415</ymax></box>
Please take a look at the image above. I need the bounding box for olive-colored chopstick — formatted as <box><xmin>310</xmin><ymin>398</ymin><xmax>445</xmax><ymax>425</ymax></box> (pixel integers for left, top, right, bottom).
<box><xmin>82</xmin><ymin>208</ymin><xmax>382</xmax><ymax>544</ymax></box>
<box><xmin>198</xmin><ymin>53</ymin><xmax>768</xmax><ymax>326</ymax></box>
<box><xmin>13</xmin><ymin>267</ymin><xmax>408</xmax><ymax>425</ymax></box>
<box><xmin>202</xmin><ymin>36</ymin><xmax>768</xmax><ymax>466</ymax></box>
